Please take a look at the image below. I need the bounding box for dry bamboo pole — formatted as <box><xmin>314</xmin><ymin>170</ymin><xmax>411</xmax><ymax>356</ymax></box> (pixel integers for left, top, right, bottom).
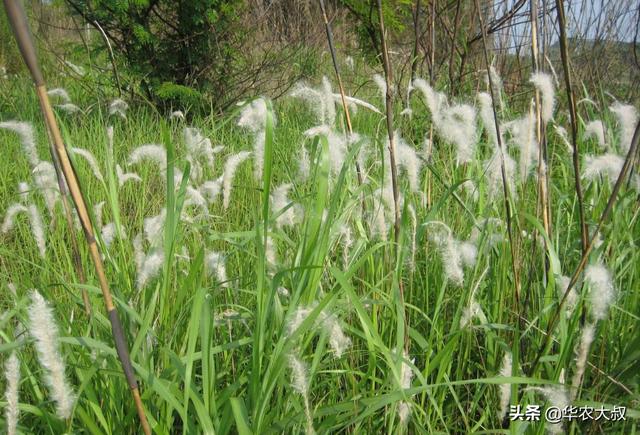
<box><xmin>410</xmin><ymin>0</ymin><xmax>422</xmax><ymax>80</ymax></box>
<box><xmin>530</xmin><ymin>119</ymin><xmax>640</xmax><ymax>372</ymax></box>
<box><xmin>376</xmin><ymin>0</ymin><xmax>401</xmax><ymax>242</ymax></box>
<box><xmin>473</xmin><ymin>0</ymin><xmax>522</xmax><ymax>308</ymax></box>
<box><xmin>317</xmin><ymin>0</ymin><xmax>365</xmax><ymax>197</ymax></box>
<box><xmin>376</xmin><ymin>0</ymin><xmax>409</xmax><ymax>353</ymax></box>
<box><xmin>530</xmin><ymin>0</ymin><xmax>551</xmax><ymax>242</ymax></box>
<box><xmin>555</xmin><ymin>0</ymin><xmax>588</xmax><ymax>254</ymax></box>
<box><xmin>426</xmin><ymin>0</ymin><xmax>436</xmax><ymax>208</ymax></box>
<box><xmin>2</xmin><ymin>1</ymin><xmax>151</xmax><ymax>433</ymax></box>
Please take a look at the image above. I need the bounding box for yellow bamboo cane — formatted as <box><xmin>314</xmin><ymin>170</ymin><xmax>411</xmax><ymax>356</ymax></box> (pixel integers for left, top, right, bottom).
<box><xmin>2</xmin><ymin>1</ymin><xmax>151</xmax><ymax>433</ymax></box>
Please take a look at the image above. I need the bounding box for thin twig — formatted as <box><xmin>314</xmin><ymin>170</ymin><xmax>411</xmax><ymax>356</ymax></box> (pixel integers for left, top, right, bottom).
<box><xmin>474</xmin><ymin>0</ymin><xmax>522</xmax><ymax>311</ymax></box>
<box><xmin>555</xmin><ymin>0</ymin><xmax>588</xmax><ymax>254</ymax></box>
<box><xmin>376</xmin><ymin>0</ymin><xmax>408</xmax><ymax>351</ymax></box>
<box><xmin>93</xmin><ymin>19</ymin><xmax>122</xmax><ymax>96</ymax></box>
<box><xmin>530</xmin><ymin>120</ymin><xmax>640</xmax><ymax>372</ymax></box>
<box><xmin>317</xmin><ymin>0</ymin><xmax>365</xmax><ymax>209</ymax></box>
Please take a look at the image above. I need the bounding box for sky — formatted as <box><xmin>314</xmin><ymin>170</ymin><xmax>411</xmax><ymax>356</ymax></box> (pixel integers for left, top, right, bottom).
<box><xmin>493</xmin><ymin>0</ymin><xmax>639</xmax><ymax>53</ymax></box>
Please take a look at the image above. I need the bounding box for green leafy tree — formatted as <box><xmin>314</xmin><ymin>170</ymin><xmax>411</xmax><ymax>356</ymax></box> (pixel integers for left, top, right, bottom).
<box><xmin>65</xmin><ymin>0</ymin><xmax>244</xmax><ymax>109</ymax></box>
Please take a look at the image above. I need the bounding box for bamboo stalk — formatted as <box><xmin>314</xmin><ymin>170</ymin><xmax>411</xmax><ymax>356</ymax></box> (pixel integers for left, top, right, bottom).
<box><xmin>530</xmin><ymin>119</ymin><xmax>640</xmax><ymax>373</ymax></box>
<box><xmin>376</xmin><ymin>0</ymin><xmax>401</xmax><ymax>242</ymax></box>
<box><xmin>473</xmin><ymin>0</ymin><xmax>521</xmax><ymax>308</ymax></box>
<box><xmin>317</xmin><ymin>0</ymin><xmax>366</xmax><ymax>204</ymax></box>
<box><xmin>410</xmin><ymin>0</ymin><xmax>422</xmax><ymax>80</ymax></box>
<box><xmin>555</xmin><ymin>0</ymin><xmax>588</xmax><ymax>254</ymax></box>
<box><xmin>376</xmin><ymin>0</ymin><xmax>410</xmax><ymax>355</ymax></box>
<box><xmin>2</xmin><ymin>1</ymin><xmax>150</xmax><ymax>433</ymax></box>
<box><xmin>530</xmin><ymin>0</ymin><xmax>551</xmax><ymax>241</ymax></box>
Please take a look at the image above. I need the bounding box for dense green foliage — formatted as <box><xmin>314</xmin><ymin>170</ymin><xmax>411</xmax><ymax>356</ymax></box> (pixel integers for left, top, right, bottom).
<box><xmin>0</xmin><ymin>59</ymin><xmax>639</xmax><ymax>434</ymax></box>
<box><xmin>65</xmin><ymin>0</ymin><xmax>243</xmax><ymax>108</ymax></box>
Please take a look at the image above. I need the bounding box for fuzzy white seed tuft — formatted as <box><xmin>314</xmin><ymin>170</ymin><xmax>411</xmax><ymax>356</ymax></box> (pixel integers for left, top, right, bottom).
<box><xmin>4</xmin><ymin>351</ymin><xmax>20</xmax><ymax>435</ymax></box>
<box><xmin>28</xmin><ymin>290</ymin><xmax>76</xmax><ymax>419</ymax></box>
<box><xmin>205</xmin><ymin>251</ymin><xmax>228</xmax><ymax>287</ymax></box>
<box><xmin>0</xmin><ymin>121</ymin><xmax>40</xmax><ymax>168</ymax></box>
<box><xmin>571</xmin><ymin>323</ymin><xmax>595</xmax><ymax>401</ymax></box>
<box><xmin>498</xmin><ymin>352</ymin><xmax>513</xmax><ymax>420</ymax></box>
<box><xmin>222</xmin><ymin>151</ymin><xmax>252</xmax><ymax>209</ymax></box>
<box><xmin>584</xmin><ymin>263</ymin><xmax>616</xmax><ymax>321</ymax></box>
<box><xmin>529</xmin><ymin>72</ymin><xmax>556</xmax><ymax>122</ymax></box>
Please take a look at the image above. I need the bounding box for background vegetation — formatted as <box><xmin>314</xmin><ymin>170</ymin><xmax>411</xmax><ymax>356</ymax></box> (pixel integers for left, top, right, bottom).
<box><xmin>0</xmin><ymin>0</ymin><xmax>639</xmax><ymax>434</ymax></box>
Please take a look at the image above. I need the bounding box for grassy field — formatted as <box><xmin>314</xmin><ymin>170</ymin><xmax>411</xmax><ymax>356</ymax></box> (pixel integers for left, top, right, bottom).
<box><xmin>0</xmin><ymin>66</ymin><xmax>639</xmax><ymax>434</ymax></box>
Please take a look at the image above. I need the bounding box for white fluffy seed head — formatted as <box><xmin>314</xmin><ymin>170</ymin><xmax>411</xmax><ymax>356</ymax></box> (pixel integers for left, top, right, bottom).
<box><xmin>460</xmin><ymin>299</ymin><xmax>484</xmax><ymax>329</ymax></box>
<box><xmin>610</xmin><ymin>102</ymin><xmax>638</xmax><ymax>153</ymax></box>
<box><xmin>483</xmin><ymin>149</ymin><xmax>517</xmax><ymax>200</ymax></box>
<box><xmin>584</xmin><ymin>263</ymin><xmax>616</xmax><ymax>321</ymax></box>
<box><xmin>288</xmin><ymin>355</ymin><xmax>309</xmax><ymax>398</ymax></box>
<box><xmin>298</xmin><ymin>147</ymin><xmax>310</xmax><ymax>181</ymax></box>
<box><xmin>571</xmin><ymin>323</ymin><xmax>596</xmax><ymax>401</ymax></box>
<box><xmin>2</xmin><ymin>203</ymin><xmax>29</xmax><ymax>233</ymax></box>
<box><xmin>321</xmin><ymin>76</ymin><xmax>336</xmax><ymax>126</ymax></box>
<box><xmin>199</xmin><ymin>178</ymin><xmax>223</xmax><ymax>203</ymax></box>
<box><xmin>461</xmin><ymin>180</ymin><xmax>479</xmax><ymax>202</ymax></box>
<box><xmin>486</xmin><ymin>65</ymin><xmax>503</xmax><ymax>104</ymax></box>
<box><xmin>582</xmin><ymin>153</ymin><xmax>624</xmax><ymax>184</ymax></box>
<box><xmin>170</xmin><ymin>111</ymin><xmax>185</xmax><ymax>121</ymax></box>
<box><xmin>271</xmin><ymin>183</ymin><xmax>299</xmax><ymax>229</ymax></box>
<box><xmin>426</xmin><ymin>222</ymin><xmax>474</xmax><ymax>286</ymax></box>
<box><xmin>143</xmin><ymin>208</ymin><xmax>166</xmax><ymax>247</ymax></box>
<box><xmin>529</xmin><ymin>72</ymin><xmax>556</xmax><ymax>122</ymax></box>
<box><xmin>4</xmin><ymin>351</ymin><xmax>20</xmax><ymax>435</ymax></box>
<box><xmin>506</xmin><ymin>110</ymin><xmax>537</xmax><ymax>182</ymax></box>
<box><xmin>584</xmin><ymin>120</ymin><xmax>607</xmax><ymax>149</ymax></box>
<box><xmin>109</xmin><ymin>98</ymin><xmax>129</xmax><ymax>119</ymax></box>
<box><xmin>27</xmin><ymin>204</ymin><xmax>46</xmax><ymax>258</ymax></box>
<box><xmin>412</xmin><ymin>78</ymin><xmax>447</xmax><ymax>119</ymax></box>
<box><xmin>128</xmin><ymin>144</ymin><xmax>167</xmax><ymax>169</ymax></box>
<box><xmin>478</xmin><ymin>92</ymin><xmax>499</xmax><ymax>147</ymax></box>
<box><xmin>101</xmin><ymin>223</ymin><xmax>115</xmax><ymax>247</ymax></box>
<box><xmin>136</xmin><ymin>248</ymin><xmax>165</xmax><ymax>289</ymax></box>
<box><xmin>47</xmin><ymin>88</ymin><xmax>71</xmax><ymax>103</ymax></box>
<box><xmin>290</xmin><ymin>82</ymin><xmax>326</xmax><ymax>124</ymax></box>
<box><xmin>286</xmin><ymin>305</ymin><xmax>315</xmax><ymax>337</ymax></box>
<box><xmin>64</xmin><ymin>60</ymin><xmax>85</xmax><ymax>76</ymax></box>
<box><xmin>324</xmin><ymin>313</ymin><xmax>351</xmax><ymax>358</ymax></box>
<box><xmin>498</xmin><ymin>352</ymin><xmax>513</xmax><ymax>419</ymax></box>
<box><xmin>184</xmin><ymin>127</ymin><xmax>216</xmax><ymax>170</ymax></box>
<box><xmin>373</xmin><ymin>73</ymin><xmax>387</xmax><ymax>108</ymax></box>
<box><xmin>397</xmin><ymin>349</ymin><xmax>415</xmax><ymax>425</ymax></box>
<box><xmin>527</xmin><ymin>386</ymin><xmax>569</xmax><ymax>434</ymax></box>
<box><xmin>116</xmin><ymin>164</ymin><xmax>142</xmax><ymax>187</ymax></box>
<box><xmin>416</xmin><ymin>82</ymin><xmax>478</xmax><ymax>164</ymax></box>
<box><xmin>205</xmin><ymin>251</ymin><xmax>228</xmax><ymax>287</ymax></box>
<box><xmin>443</xmin><ymin>104</ymin><xmax>478</xmax><ymax>165</ymax></box>
<box><xmin>223</xmin><ymin>151</ymin><xmax>252</xmax><ymax>209</ymax></box>
<box><xmin>238</xmin><ymin>98</ymin><xmax>268</xmax><ymax>133</ymax></box>
<box><xmin>71</xmin><ymin>147</ymin><xmax>104</xmax><ymax>181</ymax></box>
<box><xmin>554</xmin><ymin>125</ymin><xmax>573</xmax><ymax>153</ymax></box>
<box><xmin>184</xmin><ymin>186</ymin><xmax>208</xmax><ymax>212</ymax></box>
<box><xmin>383</xmin><ymin>132</ymin><xmax>421</xmax><ymax>192</ymax></box>
<box><xmin>55</xmin><ymin>103</ymin><xmax>81</xmax><ymax>114</ymax></box>
<box><xmin>28</xmin><ymin>290</ymin><xmax>76</xmax><ymax>419</ymax></box>
<box><xmin>0</xmin><ymin>121</ymin><xmax>40</xmax><ymax>168</ymax></box>
<box><xmin>32</xmin><ymin>161</ymin><xmax>62</xmax><ymax>217</ymax></box>
<box><xmin>556</xmin><ymin>275</ymin><xmax>578</xmax><ymax>315</ymax></box>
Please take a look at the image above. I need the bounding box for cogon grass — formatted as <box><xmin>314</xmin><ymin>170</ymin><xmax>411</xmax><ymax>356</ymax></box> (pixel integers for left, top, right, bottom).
<box><xmin>4</xmin><ymin>351</ymin><xmax>20</xmax><ymax>435</ymax></box>
<box><xmin>28</xmin><ymin>290</ymin><xmax>76</xmax><ymax>419</ymax></box>
<box><xmin>1</xmin><ymin>24</ymin><xmax>639</xmax><ymax>435</ymax></box>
